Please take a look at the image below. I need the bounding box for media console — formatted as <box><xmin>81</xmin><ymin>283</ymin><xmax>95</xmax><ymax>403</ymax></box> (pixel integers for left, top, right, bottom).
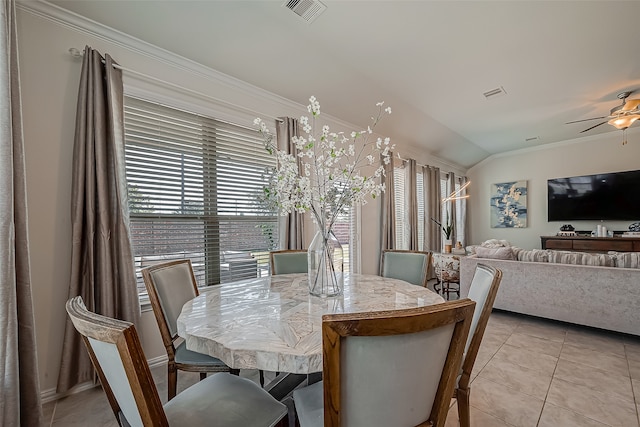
<box><xmin>540</xmin><ymin>235</ymin><xmax>640</xmax><ymax>252</ymax></box>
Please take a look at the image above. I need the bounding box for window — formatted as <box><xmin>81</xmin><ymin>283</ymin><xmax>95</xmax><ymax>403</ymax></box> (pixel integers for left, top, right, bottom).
<box><xmin>393</xmin><ymin>163</ymin><xmax>406</xmax><ymax>249</ymax></box>
<box><xmin>393</xmin><ymin>164</ymin><xmax>466</xmax><ymax>250</ymax></box>
<box><xmin>124</xmin><ymin>97</ymin><xmax>278</xmax><ymax>294</ymax></box>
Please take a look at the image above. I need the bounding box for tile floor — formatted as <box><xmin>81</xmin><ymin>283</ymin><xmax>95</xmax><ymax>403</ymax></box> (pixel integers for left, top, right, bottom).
<box><xmin>43</xmin><ymin>310</ymin><xmax>640</xmax><ymax>427</ymax></box>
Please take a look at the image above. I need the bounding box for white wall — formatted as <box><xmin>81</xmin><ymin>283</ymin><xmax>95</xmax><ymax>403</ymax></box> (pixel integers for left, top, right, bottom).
<box><xmin>467</xmin><ymin>128</ymin><xmax>640</xmax><ymax>249</ymax></box>
<box><xmin>16</xmin><ymin>3</ymin><xmax>466</xmax><ymax>396</ymax></box>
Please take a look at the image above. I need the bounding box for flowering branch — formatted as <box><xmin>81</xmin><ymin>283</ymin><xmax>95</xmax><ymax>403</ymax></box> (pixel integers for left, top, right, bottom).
<box><xmin>254</xmin><ymin>96</ymin><xmax>394</xmax><ymax>230</ymax></box>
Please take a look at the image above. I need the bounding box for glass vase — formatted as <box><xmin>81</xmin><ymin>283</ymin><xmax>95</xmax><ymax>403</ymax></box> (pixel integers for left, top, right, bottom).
<box><xmin>307</xmin><ymin>226</ymin><xmax>343</xmax><ymax>297</ymax></box>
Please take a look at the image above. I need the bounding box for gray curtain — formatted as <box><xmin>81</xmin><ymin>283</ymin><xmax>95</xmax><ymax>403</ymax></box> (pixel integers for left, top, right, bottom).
<box><xmin>275</xmin><ymin>117</ymin><xmax>304</xmax><ymax>249</ymax></box>
<box><xmin>458</xmin><ymin>176</ymin><xmax>469</xmax><ymax>246</ymax></box>
<box><xmin>57</xmin><ymin>46</ymin><xmax>140</xmax><ymax>392</ymax></box>
<box><xmin>447</xmin><ymin>172</ymin><xmax>457</xmax><ymax>245</ymax></box>
<box><xmin>379</xmin><ymin>153</ymin><xmax>396</xmax><ymax>272</ymax></box>
<box><xmin>423</xmin><ymin>165</ymin><xmax>441</xmax><ymax>252</ymax></box>
<box><xmin>406</xmin><ymin>159</ymin><xmax>418</xmax><ymax>250</ymax></box>
<box><xmin>0</xmin><ymin>1</ymin><xmax>44</xmax><ymax>424</ymax></box>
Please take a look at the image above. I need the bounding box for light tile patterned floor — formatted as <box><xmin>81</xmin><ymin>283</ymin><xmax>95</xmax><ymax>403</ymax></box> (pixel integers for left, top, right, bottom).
<box><xmin>43</xmin><ymin>310</ymin><xmax>640</xmax><ymax>427</ymax></box>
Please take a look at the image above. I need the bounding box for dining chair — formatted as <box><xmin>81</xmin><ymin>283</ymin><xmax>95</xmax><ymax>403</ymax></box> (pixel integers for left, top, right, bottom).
<box><xmin>455</xmin><ymin>263</ymin><xmax>503</xmax><ymax>427</ymax></box>
<box><xmin>380</xmin><ymin>249</ymin><xmax>431</xmax><ymax>287</ymax></box>
<box><xmin>142</xmin><ymin>259</ymin><xmax>234</xmax><ymax>400</ymax></box>
<box><xmin>269</xmin><ymin>249</ymin><xmax>308</xmax><ymax>274</ymax></box>
<box><xmin>65</xmin><ymin>296</ymin><xmax>289</xmax><ymax>427</ymax></box>
<box><xmin>293</xmin><ymin>299</ymin><xmax>476</xmax><ymax>427</ymax></box>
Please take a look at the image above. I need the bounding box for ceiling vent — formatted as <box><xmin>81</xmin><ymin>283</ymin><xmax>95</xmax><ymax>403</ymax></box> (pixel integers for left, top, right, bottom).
<box><xmin>283</xmin><ymin>0</ymin><xmax>327</xmax><ymax>24</ymax></box>
<box><xmin>483</xmin><ymin>86</ymin><xmax>507</xmax><ymax>99</ymax></box>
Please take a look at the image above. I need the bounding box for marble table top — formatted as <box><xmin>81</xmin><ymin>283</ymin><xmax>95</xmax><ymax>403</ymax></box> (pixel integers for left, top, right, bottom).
<box><xmin>177</xmin><ymin>273</ymin><xmax>445</xmax><ymax>374</ymax></box>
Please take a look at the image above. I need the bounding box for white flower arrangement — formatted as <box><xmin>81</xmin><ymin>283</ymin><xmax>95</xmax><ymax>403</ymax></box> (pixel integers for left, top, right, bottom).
<box><xmin>254</xmin><ymin>96</ymin><xmax>394</xmax><ymax>229</ymax></box>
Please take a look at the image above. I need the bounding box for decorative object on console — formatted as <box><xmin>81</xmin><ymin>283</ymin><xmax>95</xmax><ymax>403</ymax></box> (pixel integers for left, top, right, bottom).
<box><xmin>558</xmin><ymin>224</ymin><xmax>576</xmax><ymax>236</ymax></box>
<box><xmin>490</xmin><ymin>180</ymin><xmax>527</xmax><ymax>228</ymax></box>
<box><xmin>630</xmin><ymin>222</ymin><xmax>640</xmax><ymax>232</ymax></box>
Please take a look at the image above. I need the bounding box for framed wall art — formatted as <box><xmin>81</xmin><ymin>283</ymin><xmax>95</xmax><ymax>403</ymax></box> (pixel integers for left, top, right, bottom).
<box><xmin>491</xmin><ymin>180</ymin><xmax>527</xmax><ymax>228</ymax></box>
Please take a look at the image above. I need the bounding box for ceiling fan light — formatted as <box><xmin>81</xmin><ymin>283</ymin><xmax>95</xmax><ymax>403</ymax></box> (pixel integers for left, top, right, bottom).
<box><xmin>608</xmin><ymin>114</ymin><xmax>640</xmax><ymax>130</ymax></box>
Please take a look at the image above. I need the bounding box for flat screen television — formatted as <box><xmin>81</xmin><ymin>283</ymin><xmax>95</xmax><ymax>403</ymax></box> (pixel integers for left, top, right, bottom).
<box><xmin>547</xmin><ymin>169</ymin><xmax>640</xmax><ymax>221</ymax></box>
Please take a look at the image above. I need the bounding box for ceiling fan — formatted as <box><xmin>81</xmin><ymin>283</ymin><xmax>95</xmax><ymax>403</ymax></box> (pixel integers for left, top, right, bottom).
<box><xmin>566</xmin><ymin>91</ymin><xmax>640</xmax><ymax>142</ymax></box>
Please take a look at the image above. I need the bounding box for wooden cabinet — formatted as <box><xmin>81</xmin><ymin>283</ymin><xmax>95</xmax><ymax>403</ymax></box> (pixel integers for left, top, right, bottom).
<box><xmin>540</xmin><ymin>236</ymin><xmax>640</xmax><ymax>252</ymax></box>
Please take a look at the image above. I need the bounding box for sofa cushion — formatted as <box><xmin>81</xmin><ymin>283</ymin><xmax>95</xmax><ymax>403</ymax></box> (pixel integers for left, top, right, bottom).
<box><xmin>512</xmin><ymin>247</ymin><xmax>550</xmax><ymax>263</ymax></box>
<box><xmin>548</xmin><ymin>251</ymin><xmax>615</xmax><ymax>267</ymax></box>
<box><xmin>609</xmin><ymin>251</ymin><xmax>640</xmax><ymax>269</ymax></box>
<box><xmin>474</xmin><ymin>246</ymin><xmax>516</xmax><ymax>260</ymax></box>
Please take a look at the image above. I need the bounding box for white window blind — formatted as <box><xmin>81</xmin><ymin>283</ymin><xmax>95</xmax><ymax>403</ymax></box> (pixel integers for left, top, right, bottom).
<box><xmin>393</xmin><ymin>165</ymin><xmax>406</xmax><ymax>248</ymax></box>
<box><xmin>124</xmin><ymin>96</ymin><xmax>278</xmax><ymax>293</ymax></box>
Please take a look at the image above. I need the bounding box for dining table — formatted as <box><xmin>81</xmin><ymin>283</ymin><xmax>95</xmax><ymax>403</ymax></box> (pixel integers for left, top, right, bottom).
<box><xmin>177</xmin><ymin>272</ymin><xmax>445</xmax><ymax>399</ymax></box>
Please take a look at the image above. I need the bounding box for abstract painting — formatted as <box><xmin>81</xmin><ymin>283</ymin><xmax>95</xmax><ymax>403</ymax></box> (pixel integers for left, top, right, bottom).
<box><xmin>491</xmin><ymin>180</ymin><xmax>527</xmax><ymax>228</ymax></box>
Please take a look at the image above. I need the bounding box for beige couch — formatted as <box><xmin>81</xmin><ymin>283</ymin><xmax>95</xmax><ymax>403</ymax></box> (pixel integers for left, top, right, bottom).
<box><xmin>460</xmin><ymin>253</ymin><xmax>640</xmax><ymax>336</ymax></box>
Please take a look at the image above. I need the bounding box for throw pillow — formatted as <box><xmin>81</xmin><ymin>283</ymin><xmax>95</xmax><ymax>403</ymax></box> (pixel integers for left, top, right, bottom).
<box><xmin>475</xmin><ymin>246</ymin><xmax>516</xmax><ymax>260</ymax></box>
<box><xmin>609</xmin><ymin>251</ymin><xmax>640</xmax><ymax>268</ymax></box>
<box><xmin>515</xmin><ymin>248</ymin><xmax>550</xmax><ymax>263</ymax></box>
<box><xmin>548</xmin><ymin>251</ymin><xmax>615</xmax><ymax>267</ymax></box>
<box><xmin>480</xmin><ymin>239</ymin><xmax>511</xmax><ymax>248</ymax></box>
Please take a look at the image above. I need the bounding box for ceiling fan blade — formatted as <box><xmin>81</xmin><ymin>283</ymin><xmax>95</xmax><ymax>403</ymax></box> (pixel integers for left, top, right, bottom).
<box><xmin>580</xmin><ymin>121</ymin><xmax>607</xmax><ymax>133</ymax></box>
<box><xmin>566</xmin><ymin>116</ymin><xmax>607</xmax><ymax>124</ymax></box>
<box><xmin>622</xmin><ymin>99</ymin><xmax>640</xmax><ymax>112</ymax></box>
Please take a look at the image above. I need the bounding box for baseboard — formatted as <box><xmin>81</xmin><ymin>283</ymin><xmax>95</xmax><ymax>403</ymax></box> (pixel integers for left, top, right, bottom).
<box><xmin>40</xmin><ymin>355</ymin><xmax>168</xmax><ymax>403</ymax></box>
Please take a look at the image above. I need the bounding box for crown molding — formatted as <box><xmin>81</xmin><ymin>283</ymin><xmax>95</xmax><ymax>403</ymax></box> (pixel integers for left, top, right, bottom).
<box><xmin>16</xmin><ymin>0</ymin><xmax>302</xmax><ymax>113</ymax></box>
<box><xmin>467</xmin><ymin>126</ymin><xmax>640</xmax><ymax>175</ymax></box>
<box><xmin>17</xmin><ymin>0</ymin><xmax>464</xmax><ymax>172</ymax></box>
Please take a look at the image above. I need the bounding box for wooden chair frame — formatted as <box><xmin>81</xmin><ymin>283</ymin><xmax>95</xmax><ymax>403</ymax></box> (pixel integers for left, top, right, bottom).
<box><xmin>269</xmin><ymin>249</ymin><xmax>308</xmax><ymax>275</ymax></box>
<box><xmin>381</xmin><ymin>249</ymin><xmax>432</xmax><ymax>287</ymax></box>
<box><xmin>142</xmin><ymin>259</ymin><xmax>231</xmax><ymax>399</ymax></box>
<box><xmin>66</xmin><ymin>296</ymin><xmax>170</xmax><ymax>426</ymax></box>
<box><xmin>455</xmin><ymin>263</ymin><xmax>503</xmax><ymax>427</ymax></box>
<box><xmin>322</xmin><ymin>299</ymin><xmax>476</xmax><ymax>426</ymax></box>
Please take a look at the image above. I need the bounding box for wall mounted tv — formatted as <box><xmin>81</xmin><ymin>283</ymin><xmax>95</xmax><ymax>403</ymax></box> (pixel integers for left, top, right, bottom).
<box><xmin>547</xmin><ymin>169</ymin><xmax>640</xmax><ymax>221</ymax></box>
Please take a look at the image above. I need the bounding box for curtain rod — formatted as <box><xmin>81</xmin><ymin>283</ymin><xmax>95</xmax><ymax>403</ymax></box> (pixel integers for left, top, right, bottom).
<box><xmin>68</xmin><ymin>47</ymin><xmax>284</xmax><ymax>123</ymax></box>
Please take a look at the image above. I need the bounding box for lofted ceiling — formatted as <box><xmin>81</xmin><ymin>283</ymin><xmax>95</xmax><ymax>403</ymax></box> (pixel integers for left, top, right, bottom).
<box><xmin>43</xmin><ymin>0</ymin><xmax>640</xmax><ymax>168</ymax></box>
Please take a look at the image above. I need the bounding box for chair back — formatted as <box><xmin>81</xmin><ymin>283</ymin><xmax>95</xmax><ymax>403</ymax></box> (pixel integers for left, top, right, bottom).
<box><xmin>381</xmin><ymin>250</ymin><xmax>431</xmax><ymax>287</ymax></box>
<box><xmin>66</xmin><ymin>296</ymin><xmax>168</xmax><ymax>427</ymax></box>
<box><xmin>269</xmin><ymin>250</ymin><xmax>308</xmax><ymax>274</ymax></box>
<box><xmin>142</xmin><ymin>259</ymin><xmax>199</xmax><ymax>340</ymax></box>
<box><xmin>322</xmin><ymin>299</ymin><xmax>476</xmax><ymax>427</ymax></box>
<box><xmin>459</xmin><ymin>263</ymin><xmax>502</xmax><ymax>389</ymax></box>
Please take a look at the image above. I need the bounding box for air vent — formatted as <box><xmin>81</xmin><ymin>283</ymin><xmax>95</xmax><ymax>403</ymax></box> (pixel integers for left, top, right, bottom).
<box><xmin>483</xmin><ymin>86</ymin><xmax>507</xmax><ymax>99</ymax></box>
<box><xmin>283</xmin><ymin>0</ymin><xmax>327</xmax><ymax>24</ymax></box>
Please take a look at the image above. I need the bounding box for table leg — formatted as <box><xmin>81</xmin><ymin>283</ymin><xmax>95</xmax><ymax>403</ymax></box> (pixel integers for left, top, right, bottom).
<box><xmin>264</xmin><ymin>372</ymin><xmax>323</xmax><ymax>401</ymax></box>
<box><xmin>264</xmin><ymin>373</ymin><xmax>307</xmax><ymax>401</ymax></box>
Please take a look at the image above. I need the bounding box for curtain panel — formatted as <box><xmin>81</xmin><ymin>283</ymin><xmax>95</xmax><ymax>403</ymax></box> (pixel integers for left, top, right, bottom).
<box><xmin>57</xmin><ymin>47</ymin><xmax>140</xmax><ymax>392</ymax></box>
<box><xmin>0</xmin><ymin>1</ymin><xmax>44</xmax><ymax>424</ymax></box>
<box><xmin>447</xmin><ymin>172</ymin><xmax>457</xmax><ymax>245</ymax></box>
<box><xmin>422</xmin><ymin>165</ymin><xmax>442</xmax><ymax>253</ymax></box>
<box><xmin>379</xmin><ymin>152</ymin><xmax>396</xmax><ymax>272</ymax></box>
<box><xmin>275</xmin><ymin>117</ymin><xmax>304</xmax><ymax>250</ymax></box>
<box><xmin>405</xmin><ymin>159</ymin><xmax>418</xmax><ymax>250</ymax></box>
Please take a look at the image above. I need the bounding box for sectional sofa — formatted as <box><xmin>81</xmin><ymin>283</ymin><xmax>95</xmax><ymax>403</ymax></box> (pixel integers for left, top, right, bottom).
<box><xmin>460</xmin><ymin>246</ymin><xmax>640</xmax><ymax>336</ymax></box>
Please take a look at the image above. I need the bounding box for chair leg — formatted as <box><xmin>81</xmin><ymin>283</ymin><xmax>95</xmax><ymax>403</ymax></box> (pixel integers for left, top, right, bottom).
<box><xmin>456</xmin><ymin>386</ymin><xmax>471</xmax><ymax>427</ymax></box>
<box><xmin>199</xmin><ymin>372</ymin><xmax>207</xmax><ymax>381</ymax></box>
<box><xmin>259</xmin><ymin>369</ymin><xmax>265</xmax><ymax>387</ymax></box>
<box><xmin>168</xmin><ymin>364</ymin><xmax>178</xmax><ymax>401</ymax></box>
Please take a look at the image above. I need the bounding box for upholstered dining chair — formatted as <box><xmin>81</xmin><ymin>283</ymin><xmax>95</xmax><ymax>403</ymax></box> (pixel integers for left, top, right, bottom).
<box><xmin>269</xmin><ymin>249</ymin><xmax>308</xmax><ymax>274</ymax></box>
<box><xmin>455</xmin><ymin>263</ymin><xmax>503</xmax><ymax>427</ymax></box>
<box><xmin>380</xmin><ymin>249</ymin><xmax>431</xmax><ymax>287</ymax></box>
<box><xmin>65</xmin><ymin>296</ymin><xmax>289</xmax><ymax>427</ymax></box>
<box><xmin>142</xmin><ymin>259</ymin><xmax>233</xmax><ymax>400</ymax></box>
<box><xmin>293</xmin><ymin>299</ymin><xmax>476</xmax><ymax>427</ymax></box>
